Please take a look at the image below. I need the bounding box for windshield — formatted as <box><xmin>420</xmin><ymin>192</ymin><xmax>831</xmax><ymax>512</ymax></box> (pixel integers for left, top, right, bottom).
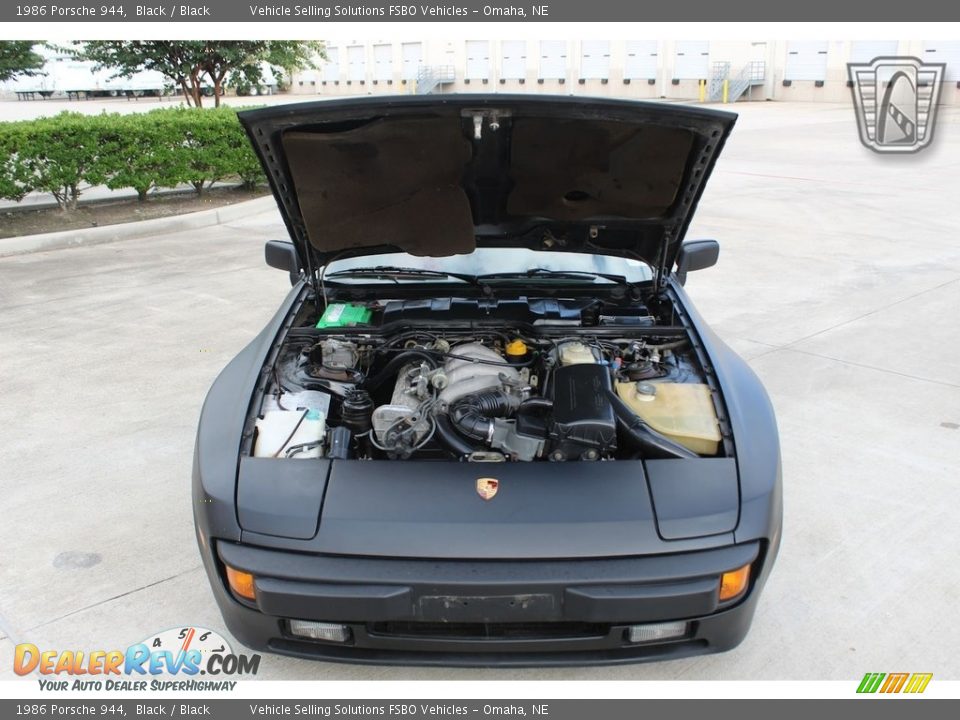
<box><xmin>324</xmin><ymin>249</ymin><xmax>652</xmax><ymax>284</ymax></box>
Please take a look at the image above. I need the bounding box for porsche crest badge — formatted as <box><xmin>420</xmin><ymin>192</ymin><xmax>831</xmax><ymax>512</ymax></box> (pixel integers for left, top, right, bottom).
<box><xmin>476</xmin><ymin>477</ymin><xmax>499</xmax><ymax>501</ymax></box>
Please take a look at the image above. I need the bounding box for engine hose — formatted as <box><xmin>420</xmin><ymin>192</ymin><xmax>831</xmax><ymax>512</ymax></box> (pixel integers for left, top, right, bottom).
<box><xmin>450</xmin><ymin>390</ymin><xmax>517</xmax><ymax>442</ymax></box>
<box><xmin>363</xmin><ymin>350</ymin><xmax>437</xmax><ymax>392</ymax></box>
<box><xmin>518</xmin><ymin>397</ymin><xmax>553</xmax><ymax>413</ymax></box>
<box><xmin>434</xmin><ymin>415</ymin><xmax>481</xmax><ymax>459</ymax></box>
<box><xmin>606</xmin><ymin>390</ymin><xmax>699</xmax><ymax>460</ymax></box>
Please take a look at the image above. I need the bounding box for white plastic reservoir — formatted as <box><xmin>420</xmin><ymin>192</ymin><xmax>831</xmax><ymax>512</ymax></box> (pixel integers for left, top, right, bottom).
<box><xmin>254</xmin><ymin>409</ymin><xmax>327</xmax><ymax>459</ymax></box>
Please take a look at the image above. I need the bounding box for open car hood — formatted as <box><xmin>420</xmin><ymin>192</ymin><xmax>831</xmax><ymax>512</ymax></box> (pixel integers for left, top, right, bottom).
<box><xmin>238</xmin><ymin>95</ymin><xmax>736</xmax><ymax>280</ymax></box>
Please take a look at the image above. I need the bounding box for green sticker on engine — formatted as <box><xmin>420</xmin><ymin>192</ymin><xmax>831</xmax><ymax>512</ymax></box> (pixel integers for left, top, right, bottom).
<box><xmin>316</xmin><ymin>303</ymin><xmax>372</xmax><ymax>329</ymax></box>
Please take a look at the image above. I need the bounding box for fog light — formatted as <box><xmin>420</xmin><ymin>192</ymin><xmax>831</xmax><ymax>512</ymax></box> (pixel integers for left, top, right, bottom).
<box><xmin>626</xmin><ymin>621</ymin><xmax>688</xmax><ymax>644</ymax></box>
<box><xmin>288</xmin><ymin>620</ymin><xmax>352</xmax><ymax>643</ymax></box>
<box><xmin>719</xmin><ymin>563</ymin><xmax>751</xmax><ymax>601</ymax></box>
<box><xmin>224</xmin><ymin>565</ymin><xmax>256</xmax><ymax>601</ymax></box>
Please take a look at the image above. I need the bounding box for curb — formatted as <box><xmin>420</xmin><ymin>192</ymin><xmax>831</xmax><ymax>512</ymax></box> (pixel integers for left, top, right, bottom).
<box><xmin>0</xmin><ymin>195</ymin><xmax>278</xmax><ymax>258</ymax></box>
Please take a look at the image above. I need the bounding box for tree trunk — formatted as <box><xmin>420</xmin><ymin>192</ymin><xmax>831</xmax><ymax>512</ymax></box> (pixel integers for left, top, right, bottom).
<box><xmin>213</xmin><ymin>76</ymin><xmax>222</xmax><ymax>107</ymax></box>
<box><xmin>189</xmin><ymin>69</ymin><xmax>203</xmax><ymax>108</ymax></box>
<box><xmin>67</xmin><ymin>184</ymin><xmax>80</xmax><ymax>211</ymax></box>
<box><xmin>178</xmin><ymin>79</ymin><xmax>194</xmax><ymax>107</ymax></box>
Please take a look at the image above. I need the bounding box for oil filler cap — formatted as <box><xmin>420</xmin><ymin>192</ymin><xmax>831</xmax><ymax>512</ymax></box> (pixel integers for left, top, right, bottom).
<box><xmin>505</xmin><ymin>339</ymin><xmax>529</xmax><ymax>362</ymax></box>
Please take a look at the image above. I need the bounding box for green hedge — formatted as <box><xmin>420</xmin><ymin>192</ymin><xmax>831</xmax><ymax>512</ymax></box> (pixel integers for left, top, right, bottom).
<box><xmin>0</xmin><ymin>107</ymin><xmax>265</xmax><ymax>210</ymax></box>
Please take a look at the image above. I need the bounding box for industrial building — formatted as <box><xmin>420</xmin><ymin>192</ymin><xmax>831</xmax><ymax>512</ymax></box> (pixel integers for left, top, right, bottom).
<box><xmin>290</xmin><ymin>39</ymin><xmax>960</xmax><ymax>105</ymax></box>
<box><xmin>5</xmin><ymin>40</ymin><xmax>958</xmax><ymax>106</ymax></box>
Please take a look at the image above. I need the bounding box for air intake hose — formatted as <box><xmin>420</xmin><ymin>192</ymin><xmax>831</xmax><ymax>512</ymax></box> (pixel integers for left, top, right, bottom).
<box><xmin>606</xmin><ymin>390</ymin><xmax>699</xmax><ymax>460</ymax></box>
<box><xmin>449</xmin><ymin>390</ymin><xmax>518</xmax><ymax>443</ymax></box>
<box><xmin>434</xmin><ymin>415</ymin><xmax>481</xmax><ymax>459</ymax></box>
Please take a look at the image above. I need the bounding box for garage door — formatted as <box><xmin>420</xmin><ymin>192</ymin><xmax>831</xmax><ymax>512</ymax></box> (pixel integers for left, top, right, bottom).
<box><xmin>924</xmin><ymin>41</ymin><xmax>960</xmax><ymax>81</ymax></box>
<box><xmin>501</xmin><ymin>40</ymin><xmax>527</xmax><ymax>80</ymax></box>
<box><xmin>347</xmin><ymin>45</ymin><xmax>365</xmax><ymax>82</ymax></box>
<box><xmin>401</xmin><ymin>42</ymin><xmax>422</xmax><ymax>80</ymax></box>
<box><xmin>373</xmin><ymin>44</ymin><xmax>392</xmax><ymax>81</ymax></box>
<box><xmin>539</xmin><ymin>40</ymin><xmax>567</xmax><ymax>79</ymax></box>
<box><xmin>785</xmin><ymin>41</ymin><xmax>829</xmax><ymax>81</ymax></box>
<box><xmin>322</xmin><ymin>48</ymin><xmax>340</xmax><ymax>82</ymax></box>
<box><xmin>295</xmin><ymin>70</ymin><xmax>317</xmax><ymax>89</ymax></box>
<box><xmin>580</xmin><ymin>40</ymin><xmax>611</xmax><ymax>80</ymax></box>
<box><xmin>624</xmin><ymin>40</ymin><xmax>659</xmax><ymax>80</ymax></box>
<box><xmin>849</xmin><ymin>41</ymin><xmax>899</xmax><ymax>64</ymax></box>
<box><xmin>466</xmin><ymin>40</ymin><xmax>490</xmax><ymax>80</ymax></box>
<box><xmin>674</xmin><ymin>41</ymin><xmax>709</xmax><ymax>80</ymax></box>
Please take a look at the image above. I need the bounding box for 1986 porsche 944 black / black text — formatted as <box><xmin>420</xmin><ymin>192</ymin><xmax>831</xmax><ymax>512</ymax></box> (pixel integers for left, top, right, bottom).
<box><xmin>192</xmin><ymin>95</ymin><xmax>782</xmax><ymax>666</ymax></box>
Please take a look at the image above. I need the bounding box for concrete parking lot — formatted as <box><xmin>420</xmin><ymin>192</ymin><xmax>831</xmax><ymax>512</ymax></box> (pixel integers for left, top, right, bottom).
<box><xmin>1</xmin><ymin>101</ymin><xmax>958</xmax><ymax>681</ymax></box>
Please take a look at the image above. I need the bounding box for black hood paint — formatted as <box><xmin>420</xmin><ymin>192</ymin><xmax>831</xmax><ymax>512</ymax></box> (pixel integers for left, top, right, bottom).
<box><xmin>238</xmin><ymin>95</ymin><xmax>736</xmax><ymax>278</ymax></box>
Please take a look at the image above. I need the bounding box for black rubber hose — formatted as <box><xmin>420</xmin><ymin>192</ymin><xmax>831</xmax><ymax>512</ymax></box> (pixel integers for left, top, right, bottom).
<box><xmin>450</xmin><ymin>391</ymin><xmax>516</xmax><ymax>442</ymax></box>
<box><xmin>606</xmin><ymin>390</ymin><xmax>699</xmax><ymax>460</ymax></box>
<box><xmin>434</xmin><ymin>415</ymin><xmax>481</xmax><ymax>459</ymax></box>
<box><xmin>518</xmin><ymin>397</ymin><xmax>553</xmax><ymax>413</ymax></box>
<box><xmin>362</xmin><ymin>350</ymin><xmax>437</xmax><ymax>392</ymax></box>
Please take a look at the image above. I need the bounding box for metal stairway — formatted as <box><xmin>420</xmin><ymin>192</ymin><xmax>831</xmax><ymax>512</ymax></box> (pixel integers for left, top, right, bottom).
<box><xmin>708</xmin><ymin>61</ymin><xmax>766</xmax><ymax>103</ymax></box>
<box><xmin>415</xmin><ymin>65</ymin><xmax>456</xmax><ymax>94</ymax></box>
<box><xmin>707</xmin><ymin>62</ymin><xmax>731</xmax><ymax>102</ymax></box>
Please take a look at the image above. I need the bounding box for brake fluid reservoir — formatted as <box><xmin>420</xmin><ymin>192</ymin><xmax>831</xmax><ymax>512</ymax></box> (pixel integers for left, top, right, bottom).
<box><xmin>558</xmin><ymin>342</ymin><xmax>598</xmax><ymax>366</ymax></box>
<box><xmin>615</xmin><ymin>382</ymin><xmax>721</xmax><ymax>455</ymax></box>
<box><xmin>254</xmin><ymin>409</ymin><xmax>326</xmax><ymax>458</ymax></box>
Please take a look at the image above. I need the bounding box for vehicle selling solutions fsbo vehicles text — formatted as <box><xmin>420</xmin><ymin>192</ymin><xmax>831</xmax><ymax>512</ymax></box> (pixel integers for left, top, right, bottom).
<box><xmin>246</xmin><ymin>5</ymin><xmax>535</xmax><ymax>17</ymax></box>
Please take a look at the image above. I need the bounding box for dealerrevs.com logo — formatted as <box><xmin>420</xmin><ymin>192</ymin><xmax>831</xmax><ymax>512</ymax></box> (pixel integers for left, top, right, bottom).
<box><xmin>14</xmin><ymin>626</ymin><xmax>259</xmax><ymax>692</ymax></box>
<box><xmin>857</xmin><ymin>672</ymin><xmax>933</xmax><ymax>694</ymax></box>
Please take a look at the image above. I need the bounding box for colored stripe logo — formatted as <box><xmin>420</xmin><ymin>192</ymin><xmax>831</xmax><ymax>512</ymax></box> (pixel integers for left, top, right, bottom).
<box><xmin>857</xmin><ymin>672</ymin><xmax>932</xmax><ymax>694</ymax></box>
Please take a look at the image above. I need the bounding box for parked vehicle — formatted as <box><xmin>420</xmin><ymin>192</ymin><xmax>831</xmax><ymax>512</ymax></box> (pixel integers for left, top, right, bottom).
<box><xmin>193</xmin><ymin>95</ymin><xmax>782</xmax><ymax>665</ymax></box>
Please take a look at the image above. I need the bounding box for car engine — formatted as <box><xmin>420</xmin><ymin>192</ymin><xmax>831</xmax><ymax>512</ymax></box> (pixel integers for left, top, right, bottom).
<box><xmin>252</xmin><ymin>298</ymin><xmax>727</xmax><ymax>463</ymax></box>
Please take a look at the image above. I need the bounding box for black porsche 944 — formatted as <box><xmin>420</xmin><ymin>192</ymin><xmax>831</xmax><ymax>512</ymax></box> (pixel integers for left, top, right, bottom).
<box><xmin>192</xmin><ymin>95</ymin><xmax>782</xmax><ymax>666</ymax></box>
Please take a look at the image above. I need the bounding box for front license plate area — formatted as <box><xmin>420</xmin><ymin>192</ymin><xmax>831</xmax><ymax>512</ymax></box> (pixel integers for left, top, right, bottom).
<box><xmin>417</xmin><ymin>594</ymin><xmax>556</xmax><ymax>622</ymax></box>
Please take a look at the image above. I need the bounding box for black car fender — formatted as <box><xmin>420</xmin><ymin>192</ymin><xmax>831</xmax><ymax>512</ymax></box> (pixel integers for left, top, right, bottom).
<box><xmin>666</xmin><ymin>277</ymin><xmax>783</xmax><ymax>552</ymax></box>
<box><xmin>192</xmin><ymin>282</ymin><xmax>305</xmax><ymax>546</ymax></box>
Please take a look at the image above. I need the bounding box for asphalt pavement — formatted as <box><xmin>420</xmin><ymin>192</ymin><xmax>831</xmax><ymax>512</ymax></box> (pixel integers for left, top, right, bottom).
<box><xmin>0</xmin><ymin>101</ymin><xmax>958</xmax><ymax>681</ymax></box>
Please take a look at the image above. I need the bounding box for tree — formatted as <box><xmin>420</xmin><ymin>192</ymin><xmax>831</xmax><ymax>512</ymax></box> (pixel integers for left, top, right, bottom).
<box><xmin>70</xmin><ymin>41</ymin><xmax>324</xmax><ymax>107</ymax></box>
<box><xmin>0</xmin><ymin>41</ymin><xmax>46</xmax><ymax>83</ymax></box>
<box><xmin>12</xmin><ymin>113</ymin><xmax>108</xmax><ymax>211</ymax></box>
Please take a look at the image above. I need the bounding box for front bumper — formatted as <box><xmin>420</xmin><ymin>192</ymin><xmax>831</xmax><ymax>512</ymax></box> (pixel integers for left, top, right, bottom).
<box><xmin>206</xmin><ymin>540</ymin><xmax>768</xmax><ymax>666</ymax></box>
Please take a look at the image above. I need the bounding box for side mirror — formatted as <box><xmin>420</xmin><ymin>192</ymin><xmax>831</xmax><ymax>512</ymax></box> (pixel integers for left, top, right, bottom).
<box><xmin>264</xmin><ymin>240</ymin><xmax>301</xmax><ymax>286</ymax></box>
<box><xmin>675</xmin><ymin>240</ymin><xmax>719</xmax><ymax>285</ymax></box>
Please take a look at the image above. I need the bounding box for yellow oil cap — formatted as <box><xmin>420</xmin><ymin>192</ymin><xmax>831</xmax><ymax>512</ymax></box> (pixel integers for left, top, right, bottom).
<box><xmin>505</xmin><ymin>339</ymin><xmax>528</xmax><ymax>357</ymax></box>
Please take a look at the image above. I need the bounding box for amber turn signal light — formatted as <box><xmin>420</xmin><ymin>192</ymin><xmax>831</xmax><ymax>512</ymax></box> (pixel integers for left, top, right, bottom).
<box><xmin>719</xmin><ymin>563</ymin><xmax>751</xmax><ymax>601</ymax></box>
<box><xmin>225</xmin><ymin>565</ymin><xmax>256</xmax><ymax>601</ymax></box>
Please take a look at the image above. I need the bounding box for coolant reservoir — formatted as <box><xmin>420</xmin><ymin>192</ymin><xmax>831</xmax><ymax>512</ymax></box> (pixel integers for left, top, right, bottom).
<box><xmin>615</xmin><ymin>382</ymin><xmax>721</xmax><ymax>455</ymax></box>
<box><xmin>254</xmin><ymin>409</ymin><xmax>326</xmax><ymax>458</ymax></box>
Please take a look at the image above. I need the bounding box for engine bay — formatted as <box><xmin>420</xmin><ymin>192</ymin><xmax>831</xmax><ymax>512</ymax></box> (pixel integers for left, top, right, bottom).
<box><xmin>248</xmin><ymin>295</ymin><xmax>728</xmax><ymax>463</ymax></box>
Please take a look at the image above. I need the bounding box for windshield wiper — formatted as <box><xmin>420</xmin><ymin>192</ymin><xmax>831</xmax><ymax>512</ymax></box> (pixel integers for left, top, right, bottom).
<box><xmin>477</xmin><ymin>267</ymin><xmax>629</xmax><ymax>285</ymax></box>
<box><xmin>325</xmin><ymin>266</ymin><xmax>479</xmax><ymax>285</ymax></box>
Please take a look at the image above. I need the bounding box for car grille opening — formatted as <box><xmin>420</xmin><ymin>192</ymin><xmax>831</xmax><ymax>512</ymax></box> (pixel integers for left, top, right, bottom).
<box><xmin>367</xmin><ymin>621</ymin><xmax>610</xmax><ymax>640</ymax></box>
